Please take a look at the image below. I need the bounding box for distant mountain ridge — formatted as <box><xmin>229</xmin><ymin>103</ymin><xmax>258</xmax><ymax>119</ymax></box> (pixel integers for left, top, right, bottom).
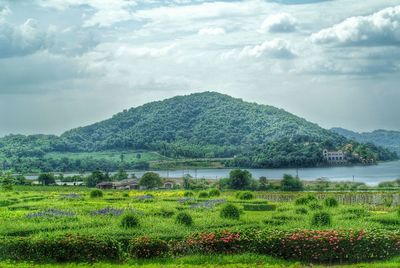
<box><xmin>0</xmin><ymin>92</ymin><xmax>397</xmax><ymax>172</ymax></box>
<box><xmin>331</xmin><ymin>127</ymin><xmax>400</xmax><ymax>155</ymax></box>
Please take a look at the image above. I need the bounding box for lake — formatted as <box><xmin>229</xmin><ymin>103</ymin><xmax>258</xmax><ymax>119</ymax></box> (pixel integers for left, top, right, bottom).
<box><xmin>133</xmin><ymin>160</ymin><xmax>400</xmax><ymax>186</ymax></box>
<box><xmin>27</xmin><ymin>161</ymin><xmax>400</xmax><ymax>186</ymax></box>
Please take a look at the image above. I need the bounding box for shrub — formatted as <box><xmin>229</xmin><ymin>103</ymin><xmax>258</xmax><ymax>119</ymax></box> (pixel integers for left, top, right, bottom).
<box><xmin>243</xmin><ymin>204</ymin><xmax>276</xmax><ymax>211</ymax></box>
<box><xmin>176</xmin><ymin>212</ymin><xmax>193</xmax><ymax>226</ymax></box>
<box><xmin>324</xmin><ymin>197</ymin><xmax>339</xmax><ymax>208</ymax></box>
<box><xmin>295</xmin><ymin>194</ymin><xmax>317</xmax><ymax>205</ymax></box>
<box><xmin>269</xmin><ymin>229</ymin><xmax>400</xmax><ymax>263</ymax></box>
<box><xmin>220</xmin><ymin>204</ymin><xmax>240</xmax><ymax>220</ymax></box>
<box><xmin>295</xmin><ymin>207</ymin><xmax>308</xmax><ymax>215</ymax></box>
<box><xmin>198</xmin><ymin>191</ymin><xmax>209</xmax><ymax>198</ymax></box>
<box><xmin>122</xmin><ymin>192</ymin><xmax>129</xmax><ymax>197</ymax></box>
<box><xmin>90</xmin><ymin>189</ymin><xmax>103</xmax><ymax>198</ymax></box>
<box><xmin>311</xmin><ymin>211</ymin><xmax>331</xmax><ymax>226</ymax></box>
<box><xmin>308</xmin><ymin>202</ymin><xmax>323</xmax><ymax>210</ymax></box>
<box><xmin>121</xmin><ymin>213</ymin><xmax>139</xmax><ymax>228</ymax></box>
<box><xmin>236</xmin><ymin>191</ymin><xmax>254</xmax><ymax>200</ymax></box>
<box><xmin>0</xmin><ymin>234</ymin><xmax>122</xmax><ymax>262</ymax></box>
<box><xmin>208</xmin><ymin>189</ymin><xmax>221</xmax><ymax>197</ymax></box>
<box><xmin>183</xmin><ymin>191</ymin><xmax>194</xmax><ymax>197</ymax></box>
<box><xmin>155</xmin><ymin>208</ymin><xmax>175</xmax><ymax>218</ymax></box>
<box><xmin>130</xmin><ymin>236</ymin><xmax>169</xmax><ymax>259</ymax></box>
<box><xmin>342</xmin><ymin>208</ymin><xmax>370</xmax><ymax>219</ymax></box>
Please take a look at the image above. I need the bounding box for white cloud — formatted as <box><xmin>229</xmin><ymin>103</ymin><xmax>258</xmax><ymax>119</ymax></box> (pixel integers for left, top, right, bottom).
<box><xmin>198</xmin><ymin>27</ymin><xmax>226</xmax><ymax>36</ymax></box>
<box><xmin>260</xmin><ymin>13</ymin><xmax>297</xmax><ymax>33</ymax></box>
<box><xmin>311</xmin><ymin>5</ymin><xmax>400</xmax><ymax>46</ymax></box>
<box><xmin>37</xmin><ymin>0</ymin><xmax>138</xmax><ymax>27</ymax></box>
<box><xmin>240</xmin><ymin>38</ymin><xmax>296</xmax><ymax>58</ymax></box>
<box><xmin>0</xmin><ymin>19</ymin><xmax>49</xmax><ymax>58</ymax></box>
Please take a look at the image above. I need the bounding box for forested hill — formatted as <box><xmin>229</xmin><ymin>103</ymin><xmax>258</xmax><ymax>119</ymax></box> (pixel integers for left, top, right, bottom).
<box><xmin>0</xmin><ymin>92</ymin><xmax>397</xmax><ymax>172</ymax></box>
<box><xmin>61</xmin><ymin>91</ymin><xmax>344</xmax><ymax>153</ymax></box>
<box><xmin>331</xmin><ymin>128</ymin><xmax>400</xmax><ymax>155</ymax></box>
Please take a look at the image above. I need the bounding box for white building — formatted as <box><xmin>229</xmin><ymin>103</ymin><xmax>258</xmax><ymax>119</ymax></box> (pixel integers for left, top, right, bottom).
<box><xmin>323</xmin><ymin>149</ymin><xmax>347</xmax><ymax>164</ymax></box>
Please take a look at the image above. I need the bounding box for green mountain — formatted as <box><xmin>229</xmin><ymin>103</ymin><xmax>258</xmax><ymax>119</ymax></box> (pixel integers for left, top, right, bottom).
<box><xmin>331</xmin><ymin>127</ymin><xmax>400</xmax><ymax>155</ymax></box>
<box><xmin>0</xmin><ymin>92</ymin><xmax>397</xmax><ymax>172</ymax></box>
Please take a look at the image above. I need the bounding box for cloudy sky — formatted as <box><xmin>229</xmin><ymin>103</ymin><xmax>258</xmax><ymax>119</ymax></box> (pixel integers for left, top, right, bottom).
<box><xmin>1</xmin><ymin>0</ymin><xmax>400</xmax><ymax>136</ymax></box>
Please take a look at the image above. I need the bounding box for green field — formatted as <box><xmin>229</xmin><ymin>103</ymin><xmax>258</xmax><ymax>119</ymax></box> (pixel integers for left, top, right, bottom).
<box><xmin>0</xmin><ymin>187</ymin><xmax>399</xmax><ymax>267</ymax></box>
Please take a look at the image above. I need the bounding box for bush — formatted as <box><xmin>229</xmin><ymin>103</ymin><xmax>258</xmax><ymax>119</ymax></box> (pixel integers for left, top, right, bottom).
<box><xmin>0</xmin><ymin>234</ymin><xmax>122</xmax><ymax>262</ymax></box>
<box><xmin>342</xmin><ymin>208</ymin><xmax>370</xmax><ymax>219</ymax></box>
<box><xmin>155</xmin><ymin>208</ymin><xmax>175</xmax><ymax>218</ymax></box>
<box><xmin>121</xmin><ymin>213</ymin><xmax>139</xmax><ymax>228</ymax></box>
<box><xmin>324</xmin><ymin>197</ymin><xmax>339</xmax><ymax>208</ymax></box>
<box><xmin>176</xmin><ymin>212</ymin><xmax>193</xmax><ymax>226</ymax></box>
<box><xmin>295</xmin><ymin>207</ymin><xmax>308</xmax><ymax>215</ymax></box>
<box><xmin>220</xmin><ymin>204</ymin><xmax>240</xmax><ymax>220</ymax></box>
<box><xmin>236</xmin><ymin>191</ymin><xmax>254</xmax><ymax>200</ymax></box>
<box><xmin>198</xmin><ymin>191</ymin><xmax>209</xmax><ymax>198</ymax></box>
<box><xmin>90</xmin><ymin>189</ymin><xmax>103</xmax><ymax>198</ymax></box>
<box><xmin>308</xmin><ymin>202</ymin><xmax>323</xmax><ymax>210</ymax></box>
<box><xmin>183</xmin><ymin>191</ymin><xmax>194</xmax><ymax>197</ymax></box>
<box><xmin>311</xmin><ymin>211</ymin><xmax>331</xmax><ymax>226</ymax></box>
<box><xmin>295</xmin><ymin>194</ymin><xmax>317</xmax><ymax>205</ymax></box>
<box><xmin>130</xmin><ymin>236</ymin><xmax>169</xmax><ymax>259</ymax></box>
<box><xmin>208</xmin><ymin>189</ymin><xmax>221</xmax><ymax>197</ymax></box>
<box><xmin>243</xmin><ymin>204</ymin><xmax>276</xmax><ymax>211</ymax></box>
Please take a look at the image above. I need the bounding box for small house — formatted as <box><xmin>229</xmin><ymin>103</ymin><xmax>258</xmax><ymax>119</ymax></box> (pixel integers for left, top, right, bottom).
<box><xmin>96</xmin><ymin>182</ymin><xmax>114</xmax><ymax>189</ymax></box>
<box><xmin>114</xmin><ymin>179</ymin><xmax>139</xmax><ymax>190</ymax></box>
<box><xmin>163</xmin><ymin>180</ymin><xmax>175</xmax><ymax>189</ymax></box>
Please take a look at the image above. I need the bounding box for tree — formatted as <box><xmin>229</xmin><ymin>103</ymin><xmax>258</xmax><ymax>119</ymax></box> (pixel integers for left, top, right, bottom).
<box><xmin>281</xmin><ymin>174</ymin><xmax>303</xmax><ymax>191</ymax></box>
<box><xmin>259</xmin><ymin>176</ymin><xmax>268</xmax><ymax>190</ymax></box>
<box><xmin>38</xmin><ymin>173</ymin><xmax>55</xmax><ymax>186</ymax></box>
<box><xmin>85</xmin><ymin>169</ymin><xmax>106</xmax><ymax>188</ymax></box>
<box><xmin>139</xmin><ymin>172</ymin><xmax>162</xmax><ymax>189</ymax></box>
<box><xmin>227</xmin><ymin>169</ymin><xmax>252</xmax><ymax>190</ymax></box>
<box><xmin>183</xmin><ymin>174</ymin><xmax>192</xmax><ymax>189</ymax></box>
<box><xmin>1</xmin><ymin>172</ymin><xmax>14</xmax><ymax>191</ymax></box>
<box><xmin>113</xmin><ymin>167</ymin><xmax>128</xmax><ymax>181</ymax></box>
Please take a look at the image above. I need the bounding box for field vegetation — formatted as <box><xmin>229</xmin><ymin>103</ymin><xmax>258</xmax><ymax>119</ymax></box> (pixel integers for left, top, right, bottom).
<box><xmin>0</xmin><ymin>185</ymin><xmax>398</xmax><ymax>266</ymax></box>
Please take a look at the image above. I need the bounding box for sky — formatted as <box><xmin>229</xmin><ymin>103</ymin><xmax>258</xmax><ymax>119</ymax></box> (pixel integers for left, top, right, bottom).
<box><xmin>0</xmin><ymin>0</ymin><xmax>400</xmax><ymax>136</ymax></box>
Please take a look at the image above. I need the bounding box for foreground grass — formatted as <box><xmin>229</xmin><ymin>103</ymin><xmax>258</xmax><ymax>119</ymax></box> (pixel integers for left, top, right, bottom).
<box><xmin>0</xmin><ymin>255</ymin><xmax>399</xmax><ymax>268</ymax></box>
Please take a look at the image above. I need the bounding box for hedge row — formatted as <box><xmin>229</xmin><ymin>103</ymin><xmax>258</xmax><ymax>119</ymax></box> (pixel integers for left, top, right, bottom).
<box><xmin>0</xmin><ymin>229</ymin><xmax>399</xmax><ymax>263</ymax></box>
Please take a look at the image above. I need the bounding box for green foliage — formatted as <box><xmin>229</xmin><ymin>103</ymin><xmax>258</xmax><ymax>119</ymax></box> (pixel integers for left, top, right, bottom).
<box><xmin>0</xmin><ymin>234</ymin><xmax>122</xmax><ymax>262</ymax></box>
<box><xmin>308</xmin><ymin>202</ymin><xmax>323</xmax><ymax>210</ymax></box>
<box><xmin>129</xmin><ymin>236</ymin><xmax>170</xmax><ymax>259</ymax></box>
<box><xmin>311</xmin><ymin>211</ymin><xmax>332</xmax><ymax>226</ymax></box>
<box><xmin>198</xmin><ymin>191</ymin><xmax>209</xmax><ymax>198</ymax></box>
<box><xmin>139</xmin><ymin>172</ymin><xmax>162</xmax><ymax>189</ymax></box>
<box><xmin>295</xmin><ymin>207</ymin><xmax>308</xmax><ymax>214</ymax></box>
<box><xmin>324</xmin><ymin>196</ymin><xmax>339</xmax><ymax>207</ymax></box>
<box><xmin>243</xmin><ymin>204</ymin><xmax>276</xmax><ymax>211</ymax></box>
<box><xmin>155</xmin><ymin>208</ymin><xmax>175</xmax><ymax>218</ymax></box>
<box><xmin>37</xmin><ymin>173</ymin><xmax>55</xmax><ymax>186</ymax></box>
<box><xmin>183</xmin><ymin>191</ymin><xmax>194</xmax><ymax>197</ymax></box>
<box><xmin>208</xmin><ymin>188</ymin><xmax>221</xmax><ymax>197</ymax></box>
<box><xmin>281</xmin><ymin>174</ymin><xmax>303</xmax><ymax>191</ymax></box>
<box><xmin>227</xmin><ymin>169</ymin><xmax>252</xmax><ymax>190</ymax></box>
<box><xmin>121</xmin><ymin>213</ymin><xmax>140</xmax><ymax>228</ymax></box>
<box><xmin>294</xmin><ymin>194</ymin><xmax>317</xmax><ymax>205</ymax></box>
<box><xmin>90</xmin><ymin>189</ymin><xmax>103</xmax><ymax>198</ymax></box>
<box><xmin>220</xmin><ymin>204</ymin><xmax>240</xmax><ymax>220</ymax></box>
<box><xmin>176</xmin><ymin>212</ymin><xmax>193</xmax><ymax>226</ymax></box>
<box><xmin>236</xmin><ymin>191</ymin><xmax>255</xmax><ymax>200</ymax></box>
<box><xmin>1</xmin><ymin>173</ymin><xmax>14</xmax><ymax>191</ymax></box>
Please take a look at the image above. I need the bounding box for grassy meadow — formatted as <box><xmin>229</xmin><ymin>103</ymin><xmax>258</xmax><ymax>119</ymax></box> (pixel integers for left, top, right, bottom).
<box><xmin>0</xmin><ymin>187</ymin><xmax>399</xmax><ymax>267</ymax></box>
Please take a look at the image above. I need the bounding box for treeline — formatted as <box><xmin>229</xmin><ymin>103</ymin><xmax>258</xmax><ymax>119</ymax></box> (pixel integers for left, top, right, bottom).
<box><xmin>1</xmin><ymin>157</ymin><xmax>149</xmax><ymax>173</ymax></box>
